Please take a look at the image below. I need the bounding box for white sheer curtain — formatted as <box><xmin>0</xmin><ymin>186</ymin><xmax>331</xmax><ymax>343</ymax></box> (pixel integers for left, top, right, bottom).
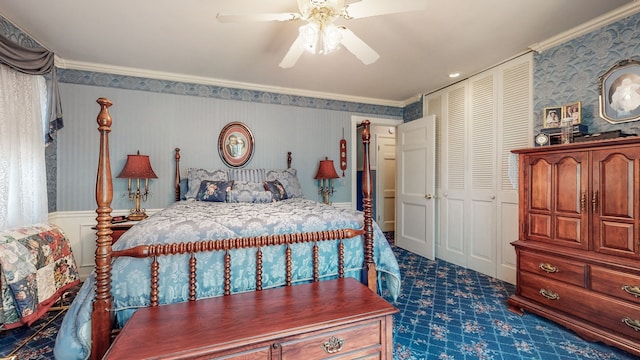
<box><xmin>0</xmin><ymin>63</ymin><xmax>48</xmax><ymax>230</ymax></box>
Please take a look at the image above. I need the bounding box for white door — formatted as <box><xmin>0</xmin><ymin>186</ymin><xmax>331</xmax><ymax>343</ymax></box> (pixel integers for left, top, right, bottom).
<box><xmin>396</xmin><ymin>115</ymin><xmax>436</xmax><ymax>259</ymax></box>
<box><xmin>376</xmin><ymin>135</ymin><xmax>396</xmax><ymax>232</ymax></box>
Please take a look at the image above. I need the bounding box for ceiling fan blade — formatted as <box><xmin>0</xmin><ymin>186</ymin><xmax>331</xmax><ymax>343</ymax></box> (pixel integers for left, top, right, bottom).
<box><xmin>216</xmin><ymin>13</ymin><xmax>301</xmax><ymax>23</ymax></box>
<box><xmin>344</xmin><ymin>0</ymin><xmax>426</xmax><ymax>19</ymax></box>
<box><xmin>279</xmin><ymin>35</ymin><xmax>306</xmax><ymax>68</ymax></box>
<box><xmin>339</xmin><ymin>27</ymin><xmax>379</xmax><ymax>65</ymax></box>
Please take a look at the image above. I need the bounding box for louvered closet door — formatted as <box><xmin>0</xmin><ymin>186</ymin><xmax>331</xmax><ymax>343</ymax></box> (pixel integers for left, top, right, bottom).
<box><xmin>467</xmin><ymin>73</ymin><xmax>497</xmax><ymax>276</ymax></box>
<box><xmin>438</xmin><ymin>81</ymin><xmax>469</xmax><ymax>267</ymax></box>
<box><xmin>427</xmin><ymin>53</ymin><xmax>532</xmax><ymax>283</ymax></box>
<box><xmin>437</xmin><ymin>73</ymin><xmax>498</xmax><ymax>276</ymax></box>
<box><xmin>497</xmin><ymin>56</ymin><xmax>533</xmax><ymax>283</ymax></box>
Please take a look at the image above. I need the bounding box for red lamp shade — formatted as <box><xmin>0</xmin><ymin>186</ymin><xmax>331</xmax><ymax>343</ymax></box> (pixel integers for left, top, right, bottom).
<box><xmin>314</xmin><ymin>157</ymin><xmax>340</xmax><ymax>180</ymax></box>
<box><xmin>116</xmin><ymin>152</ymin><xmax>158</xmax><ymax>179</ymax></box>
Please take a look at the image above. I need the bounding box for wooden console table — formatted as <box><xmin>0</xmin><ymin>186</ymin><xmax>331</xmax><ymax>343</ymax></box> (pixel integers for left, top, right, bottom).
<box><xmin>103</xmin><ymin>278</ymin><xmax>398</xmax><ymax>359</ymax></box>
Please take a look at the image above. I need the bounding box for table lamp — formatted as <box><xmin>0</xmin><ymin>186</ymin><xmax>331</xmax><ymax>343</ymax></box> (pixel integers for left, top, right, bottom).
<box><xmin>116</xmin><ymin>151</ymin><xmax>157</xmax><ymax>220</ymax></box>
<box><xmin>314</xmin><ymin>156</ymin><xmax>340</xmax><ymax>204</ymax></box>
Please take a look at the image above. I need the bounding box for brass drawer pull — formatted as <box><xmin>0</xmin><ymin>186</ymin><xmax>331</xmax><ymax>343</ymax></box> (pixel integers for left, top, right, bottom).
<box><xmin>539</xmin><ymin>288</ymin><xmax>560</xmax><ymax>300</ymax></box>
<box><xmin>580</xmin><ymin>191</ymin><xmax>586</xmax><ymax>212</ymax></box>
<box><xmin>321</xmin><ymin>336</ymin><xmax>345</xmax><ymax>354</ymax></box>
<box><xmin>622</xmin><ymin>317</ymin><xmax>640</xmax><ymax>331</ymax></box>
<box><xmin>622</xmin><ymin>285</ymin><xmax>640</xmax><ymax>298</ymax></box>
<box><xmin>539</xmin><ymin>263</ymin><xmax>559</xmax><ymax>273</ymax></box>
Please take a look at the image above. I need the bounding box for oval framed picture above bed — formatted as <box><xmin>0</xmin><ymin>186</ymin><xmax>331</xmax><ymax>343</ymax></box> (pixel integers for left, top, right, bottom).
<box><xmin>218</xmin><ymin>122</ymin><xmax>254</xmax><ymax>167</ymax></box>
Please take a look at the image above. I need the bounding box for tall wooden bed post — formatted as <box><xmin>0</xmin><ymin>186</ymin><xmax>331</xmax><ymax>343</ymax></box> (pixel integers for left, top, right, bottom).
<box><xmin>360</xmin><ymin>120</ymin><xmax>377</xmax><ymax>290</ymax></box>
<box><xmin>92</xmin><ymin>98</ymin><xmax>115</xmax><ymax>360</ymax></box>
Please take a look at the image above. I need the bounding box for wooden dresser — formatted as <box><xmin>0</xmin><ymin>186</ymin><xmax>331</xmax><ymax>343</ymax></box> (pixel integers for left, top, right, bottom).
<box><xmin>508</xmin><ymin>137</ymin><xmax>640</xmax><ymax>357</ymax></box>
<box><xmin>103</xmin><ymin>277</ymin><xmax>398</xmax><ymax>359</ymax></box>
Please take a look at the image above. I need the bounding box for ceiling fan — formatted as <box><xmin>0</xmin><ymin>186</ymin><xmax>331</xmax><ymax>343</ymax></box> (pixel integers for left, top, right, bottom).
<box><xmin>217</xmin><ymin>0</ymin><xmax>427</xmax><ymax>68</ymax></box>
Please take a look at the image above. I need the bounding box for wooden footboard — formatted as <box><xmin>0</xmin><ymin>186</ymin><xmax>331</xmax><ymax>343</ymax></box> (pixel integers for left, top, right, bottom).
<box><xmin>113</xmin><ymin>228</ymin><xmax>364</xmax><ymax>304</ymax></box>
<box><xmin>91</xmin><ymin>98</ymin><xmax>377</xmax><ymax>360</ymax></box>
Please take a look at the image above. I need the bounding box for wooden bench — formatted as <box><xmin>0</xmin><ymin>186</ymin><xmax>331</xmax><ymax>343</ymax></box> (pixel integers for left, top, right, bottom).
<box><xmin>102</xmin><ymin>278</ymin><xmax>398</xmax><ymax>359</ymax></box>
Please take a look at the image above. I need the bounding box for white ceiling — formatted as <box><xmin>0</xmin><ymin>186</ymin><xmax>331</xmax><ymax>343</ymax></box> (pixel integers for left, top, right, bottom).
<box><xmin>0</xmin><ymin>0</ymin><xmax>637</xmax><ymax>106</ymax></box>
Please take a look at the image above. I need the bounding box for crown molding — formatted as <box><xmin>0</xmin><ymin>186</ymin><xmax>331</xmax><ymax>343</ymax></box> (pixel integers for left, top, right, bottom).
<box><xmin>529</xmin><ymin>2</ymin><xmax>640</xmax><ymax>52</ymax></box>
<box><xmin>54</xmin><ymin>58</ymin><xmax>405</xmax><ymax>108</ymax></box>
<box><xmin>400</xmin><ymin>94</ymin><xmax>423</xmax><ymax>107</ymax></box>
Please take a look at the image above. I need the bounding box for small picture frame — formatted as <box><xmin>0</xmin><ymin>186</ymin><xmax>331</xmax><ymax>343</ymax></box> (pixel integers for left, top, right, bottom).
<box><xmin>543</xmin><ymin>106</ymin><xmax>562</xmax><ymax>128</ymax></box>
<box><xmin>563</xmin><ymin>101</ymin><xmax>581</xmax><ymax>125</ymax></box>
<box><xmin>599</xmin><ymin>59</ymin><xmax>640</xmax><ymax>124</ymax></box>
<box><xmin>218</xmin><ymin>122</ymin><xmax>254</xmax><ymax>168</ymax></box>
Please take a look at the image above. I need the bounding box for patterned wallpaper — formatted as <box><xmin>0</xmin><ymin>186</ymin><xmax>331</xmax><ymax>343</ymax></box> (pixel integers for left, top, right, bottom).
<box><xmin>402</xmin><ymin>97</ymin><xmax>423</xmax><ymax>121</ymax></box>
<box><xmin>533</xmin><ymin>11</ymin><xmax>640</xmax><ymax>135</ymax></box>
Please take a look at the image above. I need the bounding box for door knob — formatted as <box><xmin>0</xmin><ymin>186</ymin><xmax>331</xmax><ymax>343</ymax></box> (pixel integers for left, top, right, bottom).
<box><xmin>425</xmin><ymin>194</ymin><xmax>435</xmax><ymax>199</ymax></box>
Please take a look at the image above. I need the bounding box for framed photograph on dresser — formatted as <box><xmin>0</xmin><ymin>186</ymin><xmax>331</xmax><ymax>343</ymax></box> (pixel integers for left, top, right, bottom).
<box><xmin>543</xmin><ymin>106</ymin><xmax>562</xmax><ymax>128</ymax></box>
<box><xmin>563</xmin><ymin>101</ymin><xmax>581</xmax><ymax>125</ymax></box>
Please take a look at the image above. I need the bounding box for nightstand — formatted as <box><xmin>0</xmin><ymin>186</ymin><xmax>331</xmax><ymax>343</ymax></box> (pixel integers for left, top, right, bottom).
<box><xmin>110</xmin><ymin>221</ymin><xmax>136</xmax><ymax>243</ymax></box>
<box><xmin>93</xmin><ymin>221</ymin><xmax>137</xmax><ymax>244</ymax></box>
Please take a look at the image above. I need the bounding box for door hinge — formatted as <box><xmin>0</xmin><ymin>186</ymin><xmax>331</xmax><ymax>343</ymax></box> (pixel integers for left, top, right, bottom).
<box><xmin>521</xmin><ymin>223</ymin><xmax>526</xmax><ymax>233</ymax></box>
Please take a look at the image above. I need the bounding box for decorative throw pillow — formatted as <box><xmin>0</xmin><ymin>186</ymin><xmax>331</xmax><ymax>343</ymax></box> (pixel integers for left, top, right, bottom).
<box><xmin>195</xmin><ymin>180</ymin><xmax>234</xmax><ymax>202</ymax></box>
<box><xmin>232</xmin><ymin>180</ymin><xmax>266</xmax><ymax>193</ymax></box>
<box><xmin>265</xmin><ymin>168</ymin><xmax>303</xmax><ymax>198</ymax></box>
<box><xmin>227</xmin><ymin>189</ymin><xmax>274</xmax><ymax>203</ymax></box>
<box><xmin>264</xmin><ymin>180</ymin><xmax>288</xmax><ymax>201</ymax></box>
<box><xmin>185</xmin><ymin>168</ymin><xmax>229</xmax><ymax>199</ymax></box>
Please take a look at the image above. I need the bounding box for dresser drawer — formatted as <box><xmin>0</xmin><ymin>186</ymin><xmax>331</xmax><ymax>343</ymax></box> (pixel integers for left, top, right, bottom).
<box><xmin>520</xmin><ymin>272</ymin><xmax>640</xmax><ymax>341</ymax></box>
<box><xmin>590</xmin><ymin>265</ymin><xmax>640</xmax><ymax>305</ymax></box>
<box><xmin>519</xmin><ymin>250</ymin><xmax>585</xmax><ymax>287</ymax></box>
<box><xmin>279</xmin><ymin>318</ymin><xmax>385</xmax><ymax>359</ymax></box>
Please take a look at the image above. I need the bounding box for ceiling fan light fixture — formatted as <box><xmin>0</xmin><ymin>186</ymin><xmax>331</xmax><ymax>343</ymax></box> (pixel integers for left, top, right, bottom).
<box><xmin>299</xmin><ymin>22</ymin><xmax>342</xmax><ymax>55</ymax></box>
<box><xmin>322</xmin><ymin>23</ymin><xmax>342</xmax><ymax>54</ymax></box>
<box><xmin>222</xmin><ymin>0</ymin><xmax>423</xmax><ymax>68</ymax></box>
<box><xmin>299</xmin><ymin>23</ymin><xmax>320</xmax><ymax>53</ymax></box>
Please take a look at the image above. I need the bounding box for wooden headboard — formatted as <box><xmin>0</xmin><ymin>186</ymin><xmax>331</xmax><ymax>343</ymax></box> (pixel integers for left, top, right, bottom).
<box><xmin>173</xmin><ymin>149</ymin><xmax>293</xmax><ymax>202</ymax></box>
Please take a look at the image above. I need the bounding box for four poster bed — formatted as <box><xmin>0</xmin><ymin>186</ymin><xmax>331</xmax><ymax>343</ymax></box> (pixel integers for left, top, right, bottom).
<box><xmin>54</xmin><ymin>98</ymin><xmax>401</xmax><ymax>359</ymax></box>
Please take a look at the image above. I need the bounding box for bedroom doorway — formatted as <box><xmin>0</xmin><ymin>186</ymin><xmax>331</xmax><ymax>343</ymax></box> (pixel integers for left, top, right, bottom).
<box><xmin>376</xmin><ymin>134</ymin><xmax>396</xmax><ymax>232</ymax></box>
<box><xmin>350</xmin><ymin>116</ymin><xmax>403</xmax><ymax>231</ymax></box>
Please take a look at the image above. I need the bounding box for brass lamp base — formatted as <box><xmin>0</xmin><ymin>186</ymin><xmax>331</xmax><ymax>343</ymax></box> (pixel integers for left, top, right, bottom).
<box><xmin>127</xmin><ymin>210</ymin><xmax>148</xmax><ymax>221</ymax></box>
<box><xmin>127</xmin><ymin>190</ymin><xmax>148</xmax><ymax>221</ymax></box>
<box><xmin>319</xmin><ymin>189</ymin><xmax>332</xmax><ymax>205</ymax></box>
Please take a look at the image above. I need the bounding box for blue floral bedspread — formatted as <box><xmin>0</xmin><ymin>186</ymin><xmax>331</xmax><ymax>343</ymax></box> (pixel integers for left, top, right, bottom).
<box><xmin>54</xmin><ymin>198</ymin><xmax>401</xmax><ymax>360</ymax></box>
<box><xmin>0</xmin><ymin>223</ymin><xmax>80</xmax><ymax>330</ymax></box>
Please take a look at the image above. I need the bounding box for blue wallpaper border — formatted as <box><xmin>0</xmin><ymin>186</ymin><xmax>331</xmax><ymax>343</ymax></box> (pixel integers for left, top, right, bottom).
<box><xmin>56</xmin><ymin>68</ymin><xmax>405</xmax><ymax>117</ymax></box>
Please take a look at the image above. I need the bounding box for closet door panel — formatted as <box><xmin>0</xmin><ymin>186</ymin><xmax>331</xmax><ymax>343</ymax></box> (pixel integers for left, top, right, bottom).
<box><xmin>438</xmin><ymin>83</ymin><xmax>468</xmax><ymax>266</ymax></box>
<box><xmin>468</xmin><ymin>73</ymin><xmax>497</xmax><ymax>276</ymax></box>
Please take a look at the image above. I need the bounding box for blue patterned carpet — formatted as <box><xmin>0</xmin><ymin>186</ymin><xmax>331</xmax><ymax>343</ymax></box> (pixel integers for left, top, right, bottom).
<box><xmin>1</xmin><ymin>245</ymin><xmax>638</xmax><ymax>359</ymax></box>
<box><xmin>381</xmin><ymin>245</ymin><xmax>638</xmax><ymax>360</ymax></box>
<box><xmin>0</xmin><ymin>290</ymin><xmax>73</xmax><ymax>360</ymax></box>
